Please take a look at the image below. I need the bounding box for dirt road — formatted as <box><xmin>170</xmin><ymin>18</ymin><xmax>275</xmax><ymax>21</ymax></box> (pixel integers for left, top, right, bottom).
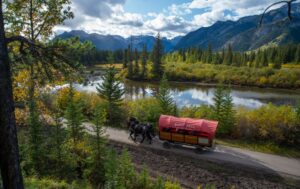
<box><xmin>83</xmin><ymin>123</ymin><xmax>300</xmax><ymax>181</ymax></box>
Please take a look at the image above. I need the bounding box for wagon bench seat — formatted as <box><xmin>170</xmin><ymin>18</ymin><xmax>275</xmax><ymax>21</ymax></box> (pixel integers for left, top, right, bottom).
<box><xmin>158</xmin><ymin>115</ymin><xmax>218</xmax><ymax>147</ymax></box>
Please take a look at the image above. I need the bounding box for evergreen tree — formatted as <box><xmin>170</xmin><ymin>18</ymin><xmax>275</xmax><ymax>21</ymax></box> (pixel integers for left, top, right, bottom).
<box><xmin>222</xmin><ymin>89</ymin><xmax>235</xmax><ymax>134</ymax></box>
<box><xmin>64</xmin><ymin>84</ymin><xmax>85</xmax><ymax>179</ymax></box>
<box><xmin>141</xmin><ymin>44</ymin><xmax>148</xmax><ymax>79</ymax></box>
<box><xmin>118</xmin><ymin>149</ymin><xmax>136</xmax><ymax>189</ymax></box>
<box><xmin>212</xmin><ymin>86</ymin><xmax>225</xmax><ymax>121</ymax></box>
<box><xmin>86</xmin><ymin>105</ymin><xmax>107</xmax><ymax>188</ymax></box>
<box><xmin>104</xmin><ymin>150</ymin><xmax>120</xmax><ymax>189</ymax></box>
<box><xmin>123</xmin><ymin>49</ymin><xmax>128</xmax><ymax>68</ymax></box>
<box><xmin>156</xmin><ymin>74</ymin><xmax>175</xmax><ymax>115</ymax></box>
<box><xmin>241</xmin><ymin>53</ymin><xmax>248</xmax><ymax>66</ymax></box>
<box><xmin>261</xmin><ymin>50</ymin><xmax>268</xmax><ymax>67</ymax></box>
<box><xmin>127</xmin><ymin>45</ymin><xmax>133</xmax><ymax>78</ymax></box>
<box><xmin>206</xmin><ymin>43</ymin><xmax>213</xmax><ymax>63</ymax></box>
<box><xmin>107</xmin><ymin>52</ymin><xmax>115</xmax><ymax>64</ymax></box>
<box><xmin>212</xmin><ymin>86</ymin><xmax>235</xmax><ymax>136</ymax></box>
<box><xmin>134</xmin><ymin>48</ymin><xmax>139</xmax><ymax>77</ymax></box>
<box><xmin>295</xmin><ymin>45</ymin><xmax>300</xmax><ymax>63</ymax></box>
<box><xmin>223</xmin><ymin>44</ymin><xmax>233</xmax><ymax>65</ymax></box>
<box><xmin>151</xmin><ymin>33</ymin><xmax>164</xmax><ymax>79</ymax></box>
<box><xmin>221</xmin><ymin>48</ymin><xmax>225</xmax><ymax>63</ymax></box>
<box><xmin>255</xmin><ymin>50</ymin><xmax>262</xmax><ymax>68</ymax></box>
<box><xmin>96</xmin><ymin>66</ymin><xmax>124</xmax><ymax>125</ymax></box>
<box><xmin>52</xmin><ymin>111</ymin><xmax>67</xmax><ymax>179</ymax></box>
<box><xmin>273</xmin><ymin>53</ymin><xmax>282</xmax><ymax>69</ymax></box>
<box><xmin>27</xmin><ymin>90</ymin><xmax>44</xmax><ymax>176</ymax></box>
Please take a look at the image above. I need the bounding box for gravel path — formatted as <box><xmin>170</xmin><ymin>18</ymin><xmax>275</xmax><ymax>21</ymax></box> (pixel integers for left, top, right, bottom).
<box><xmin>83</xmin><ymin>123</ymin><xmax>300</xmax><ymax>180</ymax></box>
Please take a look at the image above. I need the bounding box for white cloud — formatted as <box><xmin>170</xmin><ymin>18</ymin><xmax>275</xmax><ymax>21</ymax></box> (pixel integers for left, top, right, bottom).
<box><xmin>54</xmin><ymin>0</ymin><xmax>289</xmax><ymax>39</ymax></box>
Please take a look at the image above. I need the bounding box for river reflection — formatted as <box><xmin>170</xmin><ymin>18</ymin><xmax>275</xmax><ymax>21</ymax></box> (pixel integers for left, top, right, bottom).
<box><xmin>72</xmin><ymin>77</ymin><xmax>300</xmax><ymax>109</ymax></box>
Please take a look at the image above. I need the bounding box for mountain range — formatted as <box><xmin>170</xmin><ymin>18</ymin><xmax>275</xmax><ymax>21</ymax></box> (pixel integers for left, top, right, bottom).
<box><xmin>57</xmin><ymin>3</ymin><xmax>300</xmax><ymax>52</ymax></box>
<box><xmin>57</xmin><ymin>30</ymin><xmax>181</xmax><ymax>52</ymax></box>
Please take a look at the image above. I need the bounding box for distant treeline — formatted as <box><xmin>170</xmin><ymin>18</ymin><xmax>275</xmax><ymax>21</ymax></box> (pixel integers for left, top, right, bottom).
<box><xmin>165</xmin><ymin>44</ymin><xmax>300</xmax><ymax>68</ymax></box>
<box><xmin>79</xmin><ymin>38</ymin><xmax>300</xmax><ymax>70</ymax></box>
<box><xmin>80</xmin><ymin>48</ymin><xmax>124</xmax><ymax>66</ymax></box>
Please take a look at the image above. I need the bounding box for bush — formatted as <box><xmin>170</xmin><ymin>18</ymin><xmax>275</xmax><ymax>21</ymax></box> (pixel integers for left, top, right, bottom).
<box><xmin>179</xmin><ymin>105</ymin><xmax>213</xmax><ymax>119</ymax></box>
<box><xmin>25</xmin><ymin>177</ymin><xmax>70</xmax><ymax>189</ymax></box>
<box><xmin>235</xmin><ymin>104</ymin><xmax>299</xmax><ymax>146</ymax></box>
<box><xmin>178</xmin><ymin>103</ymin><xmax>300</xmax><ymax>147</ymax></box>
<box><xmin>164</xmin><ymin>62</ymin><xmax>300</xmax><ymax>89</ymax></box>
<box><xmin>126</xmin><ymin>97</ymin><xmax>162</xmax><ymax>124</ymax></box>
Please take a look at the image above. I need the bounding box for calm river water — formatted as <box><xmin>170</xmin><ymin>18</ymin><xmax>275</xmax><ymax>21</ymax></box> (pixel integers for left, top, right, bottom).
<box><xmin>66</xmin><ymin>76</ymin><xmax>300</xmax><ymax>109</ymax></box>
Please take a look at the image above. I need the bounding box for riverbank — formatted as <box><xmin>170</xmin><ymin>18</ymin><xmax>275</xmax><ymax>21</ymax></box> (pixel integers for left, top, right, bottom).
<box><xmin>88</xmin><ymin>63</ymin><xmax>300</xmax><ymax>90</ymax></box>
<box><xmin>124</xmin><ymin>78</ymin><xmax>300</xmax><ymax>94</ymax></box>
<box><xmin>119</xmin><ymin>62</ymin><xmax>300</xmax><ymax>89</ymax></box>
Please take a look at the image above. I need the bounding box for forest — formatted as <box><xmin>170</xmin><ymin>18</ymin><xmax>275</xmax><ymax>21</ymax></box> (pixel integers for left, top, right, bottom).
<box><xmin>1</xmin><ymin>0</ymin><xmax>300</xmax><ymax>188</ymax></box>
<box><xmin>119</xmin><ymin>38</ymin><xmax>300</xmax><ymax>88</ymax></box>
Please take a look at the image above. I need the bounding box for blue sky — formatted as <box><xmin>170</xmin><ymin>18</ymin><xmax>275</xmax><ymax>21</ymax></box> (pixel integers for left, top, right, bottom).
<box><xmin>56</xmin><ymin>0</ymin><xmax>282</xmax><ymax>38</ymax></box>
<box><xmin>124</xmin><ymin>0</ymin><xmax>191</xmax><ymax>14</ymax></box>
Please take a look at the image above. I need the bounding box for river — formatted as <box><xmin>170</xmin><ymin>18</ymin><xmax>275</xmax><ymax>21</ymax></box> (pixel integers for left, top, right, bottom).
<box><xmin>62</xmin><ymin>76</ymin><xmax>300</xmax><ymax>109</ymax></box>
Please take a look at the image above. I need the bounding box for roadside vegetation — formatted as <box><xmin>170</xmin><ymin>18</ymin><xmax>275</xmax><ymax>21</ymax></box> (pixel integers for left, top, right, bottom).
<box><xmin>14</xmin><ymin>66</ymin><xmax>182</xmax><ymax>188</ymax></box>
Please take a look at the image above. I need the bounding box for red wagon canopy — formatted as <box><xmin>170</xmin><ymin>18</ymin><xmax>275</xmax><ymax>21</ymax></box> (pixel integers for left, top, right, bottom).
<box><xmin>158</xmin><ymin>115</ymin><xmax>218</xmax><ymax>139</ymax></box>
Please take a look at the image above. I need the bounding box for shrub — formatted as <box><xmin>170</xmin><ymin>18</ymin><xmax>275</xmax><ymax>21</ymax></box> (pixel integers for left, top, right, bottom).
<box><xmin>25</xmin><ymin>177</ymin><xmax>69</xmax><ymax>189</ymax></box>
<box><xmin>126</xmin><ymin>97</ymin><xmax>162</xmax><ymax>124</ymax></box>
<box><xmin>179</xmin><ymin>105</ymin><xmax>213</xmax><ymax>119</ymax></box>
<box><xmin>163</xmin><ymin>62</ymin><xmax>300</xmax><ymax>88</ymax></box>
<box><xmin>235</xmin><ymin>104</ymin><xmax>299</xmax><ymax>146</ymax></box>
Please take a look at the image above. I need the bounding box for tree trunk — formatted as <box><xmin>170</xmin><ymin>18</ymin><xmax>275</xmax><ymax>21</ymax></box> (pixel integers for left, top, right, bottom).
<box><xmin>0</xmin><ymin>0</ymin><xmax>24</xmax><ymax>188</ymax></box>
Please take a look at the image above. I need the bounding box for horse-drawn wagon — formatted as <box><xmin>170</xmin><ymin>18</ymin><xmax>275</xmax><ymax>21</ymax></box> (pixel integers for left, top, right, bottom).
<box><xmin>158</xmin><ymin>115</ymin><xmax>218</xmax><ymax>148</ymax></box>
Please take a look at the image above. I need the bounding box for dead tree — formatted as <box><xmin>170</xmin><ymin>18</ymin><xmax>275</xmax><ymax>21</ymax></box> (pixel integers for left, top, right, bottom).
<box><xmin>259</xmin><ymin>0</ymin><xmax>298</xmax><ymax>26</ymax></box>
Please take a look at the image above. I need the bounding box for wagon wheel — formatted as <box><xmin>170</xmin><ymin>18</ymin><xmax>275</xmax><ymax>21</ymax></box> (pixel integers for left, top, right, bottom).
<box><xmin>162</xmin><ymin>141</ymin><xmax>171</xmax><ymax>149</ymax></box>
<box><xmin>194</xmin><ymin>146</ymin><xmax>203</xmax><ymax>154</ymax></box>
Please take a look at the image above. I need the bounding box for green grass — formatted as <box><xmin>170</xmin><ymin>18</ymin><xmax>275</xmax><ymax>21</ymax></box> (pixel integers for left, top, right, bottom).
<box><xmin>25</xmin><ymin>177</ymin><xmax>91</xmax><ymax>189</ymax></box>
<box><xmin>216</xmin><ymin>139</ymin><xmax>300</xmax><ymax>158</ymax></box>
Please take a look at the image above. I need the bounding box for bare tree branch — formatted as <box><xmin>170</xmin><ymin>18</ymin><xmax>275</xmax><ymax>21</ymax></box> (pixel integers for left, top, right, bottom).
<box><xmin>259</xmin><ymin>0</ymin><xmax>297</xmax><ymax>27</ymax></box>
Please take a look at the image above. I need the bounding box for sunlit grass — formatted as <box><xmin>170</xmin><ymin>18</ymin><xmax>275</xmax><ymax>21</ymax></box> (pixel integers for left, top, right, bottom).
<box><xmin>216</xmin><ymin>139</ymin><xmax>300</xmax><ymax>158</ymax></box>
<box><xmin>94</xmin><ymin>63</ymin><xmax>123</xmax><ymax>69</ymax></box>
<box><xmin>282</xmin><ymin>64</ymin><xmax>300</xmax><ymax>69</ymax></box>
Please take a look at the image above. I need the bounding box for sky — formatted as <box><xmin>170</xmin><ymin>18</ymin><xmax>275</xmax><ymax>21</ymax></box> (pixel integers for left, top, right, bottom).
<box><xmin>54</xmin><ymin>0</ymin><xmax>283</xmax><ymax>39</ymax></box>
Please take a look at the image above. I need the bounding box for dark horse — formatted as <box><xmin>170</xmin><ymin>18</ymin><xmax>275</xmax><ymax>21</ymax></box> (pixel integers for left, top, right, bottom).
<box><xmin>127</xmin><ymin>117</ymin><xmax>155</xmax><ymax>144</ymax></box>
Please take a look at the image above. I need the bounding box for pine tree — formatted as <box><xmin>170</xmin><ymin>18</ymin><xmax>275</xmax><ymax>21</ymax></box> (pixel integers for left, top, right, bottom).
<box><xmin>221</xmin><ymin>48</ymin><xmax>225</xmax><ymax>63</ymax></box>
<box><xmin>118</xmin><ymin>149</ymin><xmax>136</xmax><ymax>189</ymax></box>
<box><xmin>273</xmin><ymin>53</ymin><xmax>282</xmax><ymax>69</ymax></box>
<box><xmin>295</xmin><ymin>45</ymin><xmax>300</xmax><ymax>63</ymax></box>
<box><xmin>141</xmin><ymin>44</ymin><xmax>148</xmax><ymax>79</ymax></box>
<box><xmin>123</xmin><ymin>49</ymin><xmax>128</xmax><ymax>68</ymax></box>
<box><xmin>255</xmin><ymin>50</ymin><xmax>262</xmax><ymax>68</ymax></box>
<box><xmin>212</xmin><ymin>86</ymin><xmax>235</xmax><ymax>136</ymax></box>
<box><xmin>156</xmin><ymin>73</ymin><xmax>174</xmax><ymax>115</ymax></box>
<box><xmin>27</xmin><ymin>91</ymin><xmax>44</xmax><ymax>176</ymax></box>
<box><xmin>212</xmin><ymin>86</ymin><xmax>225</xmax><ymax>120</ymax></box>
<box><xmin>127</xmin><ymin>45</ymin><xmax>133</xmax><ymax>78</ymax></box>
<box><xmin>107</xmin><ymin>52</ymin><xmax>114</xmax><ymax>64</ymax></box>
<box><xmin>65</xmin><ymin>85</ymin><xmax>85</xmax><ymax>145</ymax></box>
<box><xmin>134</xmin><ymin>48</ymin><xmax>139</xmax><ymax>77</ymax></box>
<box><xmin>222</xmin><ymin>89</ymin><xmax>235</xmax><ymax>134</ymax></box>
<box><xmin>223</xmin><ymin>44</ymin><xmax>233</xmax><ymax>65</ymax></box>
<box><xmin>151</xmin><ymin>33</ymin><xmax>164</xmax><ymax>79</ymax></box>
<box><xmin>96</xmin><ymin>66</ymin><xmax>124</xmax><ymax>125</ymax></box>
<box><xmin>262</xmin><ymin>50</ymin><xmax>268</xmax><ymax>67</ymax></box>
<box><xmin>87</xmin><ymin>105</ymin><xmax>107</xmax><ymax>188</ymax></box>
<box><xmin>206</xmin><ymin>43</ymin><xmax>213</xmax><ymax>63</ymax></box>
<box><xmin>52</xmin><ymin>111</ymin><xmax>66</xmax><ymax>179</ymax></box>
<box><xmin>104</xmin><ymin>150</ymin><xmax>120</xmax><ymax>189</ymax></box>
<box><xmin>64</xmin><ymin>84</ymin><xmax>85</xmax><ymax>179</ymax></box>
